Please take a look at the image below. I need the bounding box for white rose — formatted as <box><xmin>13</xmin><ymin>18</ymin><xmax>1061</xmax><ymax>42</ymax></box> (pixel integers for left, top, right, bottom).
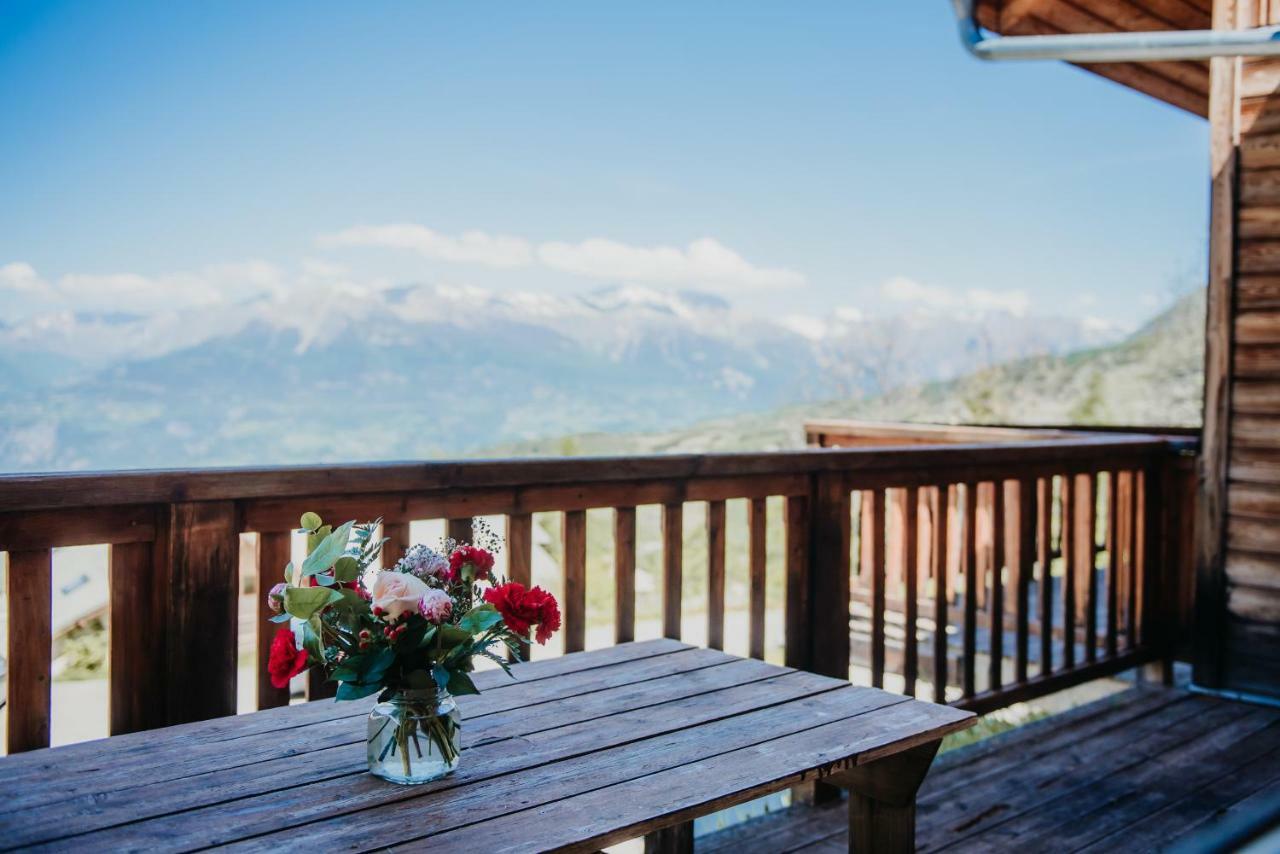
<box><xmin>370</xmin><ymin>571</ymin><xmax>432</xmax><ymax>621</ymax></box>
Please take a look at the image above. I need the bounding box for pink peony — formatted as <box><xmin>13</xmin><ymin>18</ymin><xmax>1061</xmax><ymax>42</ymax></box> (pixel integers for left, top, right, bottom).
<box><xmin>267</xmin><ymin>582</ymin><xmax>287</xmax><ymax>614</ymax></box>
<box><xmin>418</xmin><ymin>588</ymin><xmax>453</xmax><ymax>624</ymax></box>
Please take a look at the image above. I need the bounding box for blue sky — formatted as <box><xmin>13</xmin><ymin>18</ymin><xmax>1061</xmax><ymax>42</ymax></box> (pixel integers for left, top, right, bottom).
<box><xmin>0</xmin><ymin>1</ymin><xmax>1208</xmax><ymax>328</ymax></box>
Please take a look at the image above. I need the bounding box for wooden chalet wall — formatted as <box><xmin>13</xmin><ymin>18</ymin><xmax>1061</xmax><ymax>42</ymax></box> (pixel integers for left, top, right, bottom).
<box><xmin>1197</xmin><ymin>0</ymin><xmax>1280</xmax><ymax>698</ymax></box>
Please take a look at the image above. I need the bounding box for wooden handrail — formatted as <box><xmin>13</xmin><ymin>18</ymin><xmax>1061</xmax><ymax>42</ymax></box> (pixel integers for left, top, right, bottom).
<box><xmin>0</xmin><ymin>434</ymin><xmax>1197</xmax><ymax>755</ymax></box>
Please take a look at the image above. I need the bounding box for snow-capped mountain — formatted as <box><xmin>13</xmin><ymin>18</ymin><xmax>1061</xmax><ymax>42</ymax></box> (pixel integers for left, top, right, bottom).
<box><xmin>0</xmin><ymin>283</ymin><xmax>1126</xmax><ymax>471</ymax></box>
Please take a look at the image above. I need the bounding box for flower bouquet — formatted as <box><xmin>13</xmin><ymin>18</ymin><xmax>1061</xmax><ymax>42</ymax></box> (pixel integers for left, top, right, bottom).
<box><xmin>266</xmin><ymin>512</ymin><xmax>561</xmax><ymax>784</ymax></box>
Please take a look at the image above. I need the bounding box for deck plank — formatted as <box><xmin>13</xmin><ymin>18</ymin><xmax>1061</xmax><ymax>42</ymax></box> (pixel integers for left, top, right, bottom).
<box><xmin>701</xmin><ymin>686</ymin><xmax>1277</xmax><ymax>854</ymax></box>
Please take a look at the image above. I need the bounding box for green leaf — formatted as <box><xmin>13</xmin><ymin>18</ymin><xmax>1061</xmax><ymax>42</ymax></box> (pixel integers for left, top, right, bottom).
<box><xmin>457</xmin><ymin>603</ymin><xmax>503</xmax><ymax>635</ymax></box>
<box><xmin>416</xmin><ymin>626</ymin><xmax>438</xmax><ymax>650</ymax></box>
<box><xmin>300</xmin><ymin>511</ymin><xmax>323</xmax><ymax>533</ymax></box>
<box><xmin>302</xmin><ymin>616</ymin><xmax>324</xmax><ymax>660</ymax></box>
<box><xmin>306</xmin><ymin>525</ymin><xmax>331</xmax><ymax>555</ymax></box>
<box><xmin>336</xmin><ymin>681</ymin><xmax>381</xmax><ymax>701</ymax></box>
<box><xmin>301</xmin><ymin>521</ymin><xmax>354</xmax><ymax>576</ymax></box>
<box><xmin>282</xmin><ymin>561</ymin><xmax>295</xmax><ymax>583</ymax></box>
<box><xmin>269</xmin><ymin>613</ymin><xmax>291</xmax><ymax>624</ymax></box>
<box><xmin>447</xmin><ymin>669</ymin><xmax>480</xmax><ymax>696</ymax></box>
<box><xmin>438</xmin><ymin>625</ymin><xmax>472</xmax><ymax>647</ymax></box>
<box><xmin>284</xmin><ymin>586</ymin><xmax>335</xmax><ymax>620</ymax></box>
<box><xmin>364</xmin><ymin>647</ymin><xmax>396</xmax><ymax>683</ymax></box>
<box><xmin>331</xmin><ymin>556</ymin><xmax>361</xmax><ymax>583</ymax></box>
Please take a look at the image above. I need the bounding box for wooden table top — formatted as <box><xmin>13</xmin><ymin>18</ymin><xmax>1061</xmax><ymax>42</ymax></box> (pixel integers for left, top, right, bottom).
<box><xmin>0</xmin><ymin>639</ymin><xmax>973</xmax><ymax>852</ymax></box>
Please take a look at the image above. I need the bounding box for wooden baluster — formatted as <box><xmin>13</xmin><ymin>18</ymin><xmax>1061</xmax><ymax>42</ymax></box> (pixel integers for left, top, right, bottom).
<box><xmin>255</xmin><ymin>532</ymin><xmax>292</xmax><ymax>710</ymax></box>
<box><xmin>1106</xmin><ymin>470</ymin><xmax>1121</xmax><ymax>658</ymax></box>
<box><xmin>784</xmin><ymin>493</ymin><xmax>810</xmax><ymax>670</ymax></box>
<box><xmin>748</xmin><ymin>498</ymin><xmax>767</xmax><ymax>660</ymax></box>
<box><xmin>706</xmin><ymin>501</ymin><xmax>726</xmax><ymax>652</ymax></box>
<box><xmin>860</xmin><ymin>490</ymin><xmax>876</xmax><ymax>595</ymax></box>
<box><xmin>1127</xmin><ymin>470</ymin><xmax>1141</xmax><ymax>650</ymax></box>
<box><xmin>381</xmin><ymin>521</ymin><xmax>410</xmax><ymax>567</ymax></box>
<box><xmin>1014</xmin><ymin>478</ymin><xmax>1034</xmax><ymax>685</ymax></box>
<box><xmin>507</xmin><ymin>513</ymin><xmax>533</xmax><ymax>661</ymax></box>
<box><xmin>110</xmin><ymin>539</ymin><xmax>165</xmax><ymax>733</ymax></box>
<box><xmin>1061</xmin><ymin>475</ymin><xmax>1077</xmax><ymax>669</ymax></box>
<box><xmin>562</xmin><ymin>510</ymin><xmax>587</xmax><ymax>653</ymax></box>
<box><xmin>613</xmin><ymin>508</ymin><xmax>637</xmax><ymax>645</ymax></box>
<box><xmin>160</xmin><ymin>501</ymin><xmax>240</xmax><ymax>722</ymax></box>
<box><xmin>1136</xmin><ymin>469</ymin><xmax>1150</xmax><ymax>645</ymax></box>
<box><xmin>903</xmin><ymin>487</ymin><xmax>919</xmax><ymax>698</ymax></box>
<box><xmin>7</xmin><ymin>549</ymin><xmax>52</xmax><ymax>753</ymax></box>
<box><xmin>870</xmin><ymin>489</ymin><xmax>887</xmax><ymax>689</ymax></box>
<box><xmin>962</xmin><ymin>482</ymin><xmax>978</xmax><ymax>698</ymax></box>
<box><xmin>989</xmin><ymin>480</ymin><xmax>1005</xmax><ymax>692</ymax></box>
<box><xmin>1078</xmin><ymin>473</ymin><xmax>1098</xmax><ymax>664</ymax></box>
<box><xmin>811</xmin><ymin>473</ymin><xmax>851</xmax><ymax>681</ymax></box>
<box><xmin>932</xmin><ymin>485</ymin><xmax>950</xmax><ymax>705</ymax></box>
<box><xmin>661</xmin><ymin>503</ymin><xmax>683</xmax><ymax>640</ymax></box>
<box><xmin>1037</xmin><ymin>477</ymin><xmax>1053</xmax><ymax>676</ymax></box>
<box><xmin>1118</xmin><ymin>470</ymin><xmax>1133</xmax><ymax>646</ymax></box>
<box><xmin>446</xmin><ymin>517</ymin><xmax>474</xmax><ymax>545</ymax></box>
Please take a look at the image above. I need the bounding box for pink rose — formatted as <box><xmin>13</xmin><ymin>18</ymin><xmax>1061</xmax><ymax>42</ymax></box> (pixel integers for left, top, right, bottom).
<box><xmin>418</xmin><ymin>588</ymin><xmax>453</xmax><ymax>624</ymax></box>
<box><xmin>370</xmin><ymin>571</ymin><xmax>431</xmax><ymax>621</ymax></box>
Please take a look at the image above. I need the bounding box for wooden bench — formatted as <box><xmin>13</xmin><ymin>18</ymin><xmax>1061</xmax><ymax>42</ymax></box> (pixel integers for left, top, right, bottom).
<box><xmin>0</xmin><ymin>639</ymin><xmax>973</xmax><ymax>852</ymax></box>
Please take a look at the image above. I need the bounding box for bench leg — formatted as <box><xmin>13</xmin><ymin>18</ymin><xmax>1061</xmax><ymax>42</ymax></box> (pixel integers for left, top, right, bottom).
<box><xmin>643</xmin><ymin>820</ymin><xmax>693</xmax><ymax>854</ymax></box>
<box><xmin>826</xmin><ymin>738</ymin><xmax>942</xmax><ymax>854</ymax></box>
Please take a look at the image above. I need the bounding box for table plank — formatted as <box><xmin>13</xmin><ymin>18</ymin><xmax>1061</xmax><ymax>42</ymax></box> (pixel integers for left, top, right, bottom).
<box><xmin>0</xmin><ymin>638</ymin><xmax>693</xmax><ymax>809</ymax></box>
<box><xmin>33</xmin><ymin>670</ymin><xmax>852</xmax><ymax>851</ymax></box>
<box><xmin>218</xmin><ymin>687</ymin><xmax>923</xmax><ymax>852</ymax></box>
<box><xmin>422</xmin><ymin>699</ymin><xmax>973</xmax><ymax>853</ymax></box>
<box><xmin>0</xmin><ymin>641</ymin><xmax>975</xmax><ymax>854</ymax></box>
<box><xmin>7</xmin><ymin>655</ymin><xmax>784</xmax><ymax>849</ymax></box>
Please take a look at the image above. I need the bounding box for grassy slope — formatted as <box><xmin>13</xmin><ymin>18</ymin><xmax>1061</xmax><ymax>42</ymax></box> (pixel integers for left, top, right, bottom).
<box><xmin>483</xmin><ymin>288</ymin><xmax>1206</xmax><ymax>459</ymax></box>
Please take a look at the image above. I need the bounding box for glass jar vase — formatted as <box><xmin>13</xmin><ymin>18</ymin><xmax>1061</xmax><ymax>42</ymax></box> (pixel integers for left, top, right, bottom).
<box><xmin>366</xmin><ymin>688</ymin><xmax>461</xmax><ymax>784</ymax></box>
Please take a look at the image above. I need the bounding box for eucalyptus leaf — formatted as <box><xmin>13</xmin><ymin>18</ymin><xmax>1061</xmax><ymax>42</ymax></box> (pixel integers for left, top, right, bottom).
<box><xmin>438</xmin><ymin>625</ymin><xmax>472</xmax><ymax>647</ymax></box>
<box><xmin>269</xmin><ymin>613</ymin><xmax>291</xmax><ymax>624</ymax></box>
<box><xmin>284</xmin><ymin>586</ymin><xmax>335</xmax><ymax>620</ymax></box>
<box><xmin>301</xmin><ymin>521</ymin><xmax>354</xmax><ymax>576</ymax></box>
<box><xmin>300</xmin><ymin>511</ymin><xmax>323</xmax><ymax>533</ymax></box>
<box><xmin>282</xmin><ymin>561</ymin><xmax>295</xmax><ymax>583</ymax></box>
<box><xmin>331</xmin><ymin>556</ymin><xmax>361</xmax><ymax>583</ymax></box>
<box><xmin>306</xmin><ymin>525</ymin><xmax>331</xmax><ymax>555</ymax></box>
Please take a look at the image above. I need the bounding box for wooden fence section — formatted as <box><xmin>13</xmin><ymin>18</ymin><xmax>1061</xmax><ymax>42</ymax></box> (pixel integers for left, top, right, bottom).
<box><xmin>0</xmin><ymin>435</ymin><xmax>1194</xmax><ymax>752</ymax></box>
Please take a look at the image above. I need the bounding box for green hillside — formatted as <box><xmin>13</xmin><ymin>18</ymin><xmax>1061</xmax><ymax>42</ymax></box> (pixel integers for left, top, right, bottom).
<box><xmin>482</xmin><ymin>288</ymin><xmax>1206</xmax><ymax>459</ymax></box>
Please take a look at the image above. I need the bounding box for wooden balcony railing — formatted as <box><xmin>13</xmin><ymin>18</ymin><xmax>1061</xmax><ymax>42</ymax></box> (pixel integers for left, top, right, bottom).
<box><xmin>0</xmin><ymin>433</ymin><xmax>1196</xmax><ymax>753</ymax></box>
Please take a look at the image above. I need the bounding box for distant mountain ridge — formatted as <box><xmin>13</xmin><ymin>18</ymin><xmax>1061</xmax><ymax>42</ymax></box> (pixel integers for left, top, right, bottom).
<box><xmin>0</xmin><ymin>282</ymin><xmax>1140</xmax><ymax>471</ymax></box>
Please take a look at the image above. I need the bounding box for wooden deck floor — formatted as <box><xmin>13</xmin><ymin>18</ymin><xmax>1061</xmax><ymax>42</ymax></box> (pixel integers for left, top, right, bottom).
<box><xmin>701</xmin><ymin>685</ymin><xmax>1280</xmax><ymax>852</ymax></box>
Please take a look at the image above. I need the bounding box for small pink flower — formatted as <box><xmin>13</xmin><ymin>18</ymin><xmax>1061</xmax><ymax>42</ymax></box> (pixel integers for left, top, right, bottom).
<box><xmin>267</xmin><ymin>582</ymin><xmax>287</xmax><ymax>614</ymax></box>
<box><xmin>418</xmin><ymin>588</ymin><xmax>453</xmax><ymax>624</ymax></box>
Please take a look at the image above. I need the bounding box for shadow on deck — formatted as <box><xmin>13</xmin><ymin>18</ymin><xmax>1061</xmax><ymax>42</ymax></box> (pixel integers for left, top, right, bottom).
<box><xmin>701</xmin><ymin>685</ymin><xmax>1280</xmax><ymax>853</ymax></box>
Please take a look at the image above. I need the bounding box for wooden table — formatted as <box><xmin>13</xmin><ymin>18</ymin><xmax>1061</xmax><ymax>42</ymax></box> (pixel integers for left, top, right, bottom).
<box><xmin>0</xmin><ymin>639</ymin><xmax>973</xmax><ymax>852</ymax></box>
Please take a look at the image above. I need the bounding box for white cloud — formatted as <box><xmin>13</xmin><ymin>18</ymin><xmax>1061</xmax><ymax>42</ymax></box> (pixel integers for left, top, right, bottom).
<box><xmin>537</xmin><ymin>236</ymin><xmax>804</xmax><ymax>290</ymax></box>
<box><xmin>319</xmin><ymin>223</ymin><xmax>805</xmax><ymax>292</ymax></box>
<box><xmin>0</xmin><ymin>260</ymin><xmax>289</xmax><ymax>320</ymax></box>
<box><xmin>317</xmin><ymin>223</ymin><xmax>533</xmax><ymax>269</ymax></box>
<box><xmin>880</xmin><ymin>275</ymin><xmax>1031</xmax><ymax>318</ymax></box>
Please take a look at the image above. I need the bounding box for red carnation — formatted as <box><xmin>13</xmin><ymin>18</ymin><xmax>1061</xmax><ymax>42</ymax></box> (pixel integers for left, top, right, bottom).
<box><xmin>267</xmin><ymin>626</ymin><xmax>308</xmax><ymax>689</ymax></box>
<box><xmin>484</xmin><ymin>581</ymin><xmax>561</xmax><ymax>645</ymax></box>
<box><xmin>449</xmin><ymin>545</ymin><xmax>496</xmax><ymax>581</ymax></box>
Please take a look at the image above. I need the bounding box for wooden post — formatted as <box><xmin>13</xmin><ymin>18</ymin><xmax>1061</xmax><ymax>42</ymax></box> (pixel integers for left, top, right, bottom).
<box><xmin>748</xmin><ymin>497</ymin><xmax>767</xmax><ymax>660</ymax></box>
<box><xmin>661</xmin><ymin>503</ymin><xmax>683</xmax><ymax>640</ymax></box>
<box><xmin>162</xmin><ymin>501</ymin><xmax>239</xmax><ymax>725</ymax></box>
<box><xmin>707</xmin><ymin>500</ymin><xmax>726</xmax><ymax>652</ymax></box>
<box><xmin>870</xmin><ymin>489</ymin><xmax>887</xmax><ymax>689</ymax></box>
<box><xmin>6</xmin><ymin>549</ymin><xmax>52</xmax><ymax>753</ymax></box>
<box><xmin>903</xmin><ymin>487</ymin><xmax>919</xmax><ymax>698</ymax></box>
<box><xmin>830</xmin><ymin>739</ymin><xmax>942</xmax><ymax>854</ymax></box>
<box><xmin>810</xmin><ymin>472</ymin><xmax>851</xmax><ymax>681</ymax></box>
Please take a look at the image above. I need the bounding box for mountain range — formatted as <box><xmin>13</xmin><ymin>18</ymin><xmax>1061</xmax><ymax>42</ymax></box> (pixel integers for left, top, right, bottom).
<box><xmin>0</xmin><ymin>282</ymin><xmax>1143</xmax><ymax>472</ymax></box>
